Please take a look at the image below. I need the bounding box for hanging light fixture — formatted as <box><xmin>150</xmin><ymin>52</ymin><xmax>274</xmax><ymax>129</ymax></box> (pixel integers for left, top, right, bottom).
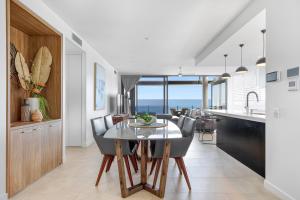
<box><xmin>256</xmin><ymin>29</ymin><xmax>266</xmax><ymax>67</ymax></box>
<box><xmin>235</xmin><ymin>43</ymin><xmax>248</xmax><ymax>74</ymax></box>
<box><xmin>178</xmin><ymin>66</ymin><xmax>182</xmax><ymax>77</ymax></box>
<box><xmin>221</xmin><ymin>54</ymin><xmax>231</xmax><ymax>79</ymax></box>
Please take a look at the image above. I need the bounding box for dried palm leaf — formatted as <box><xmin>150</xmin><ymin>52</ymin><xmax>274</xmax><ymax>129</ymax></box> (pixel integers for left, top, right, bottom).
<box><xmin>31</xmin><ymin>46</ymin><xmax>52</xmax><ymax>85</ymax></box>
<box><xmin>10</xmin><ymin>43</ymin><xmax>18</xmax><ymax>75</ymax></box>
<box><xmin>15</xmin><ymin>52</ymin><xmax>31</xmax><ymax>90</ymax></box>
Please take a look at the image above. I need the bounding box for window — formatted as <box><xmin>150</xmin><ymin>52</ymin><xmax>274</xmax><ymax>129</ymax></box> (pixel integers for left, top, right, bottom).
<box><xmin>135</xmin><ymin>77</ymin><xmax>165</xmax><ymax>114</ymax></box>
<box><xmin>211</xmin><ymin>81</ymin><xmax>227</xmax><ymax>109</ymax></box>
<box><xmin>134</xmin><ymin>75</ymin><xmax>226</xmax><ymax>114</ymax></box>
<box><xmin>167</xmin><ymin>76</ymin><xmax>202</xmax><ymax>113</ymax></box>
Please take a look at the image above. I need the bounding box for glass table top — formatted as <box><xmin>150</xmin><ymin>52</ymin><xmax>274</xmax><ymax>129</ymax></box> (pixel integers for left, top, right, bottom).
<box><xmin>104</xmin><ymin>119</ymin><xmax>183</xmax><ymax>140</ymax></box>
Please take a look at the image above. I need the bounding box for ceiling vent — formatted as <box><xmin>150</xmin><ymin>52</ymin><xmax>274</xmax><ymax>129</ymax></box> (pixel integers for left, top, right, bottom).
<box><xmin>72</xmin><ymin>33</ymin><xmax>82</xmax><ymax>47</ymax></box>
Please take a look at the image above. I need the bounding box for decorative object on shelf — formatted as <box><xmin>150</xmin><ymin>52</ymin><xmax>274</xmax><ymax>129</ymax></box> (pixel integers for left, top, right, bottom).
<box><xmin>178</xmin><ymin>66</ymin><xmax>183</xmax><ymax>77</ymax></box>
<box><xmin>14</xmin><ymin>46</ymin><xmax>53</xmax><ymax>119</ymax></box>
<box><xmin>221</xmin><ymin>54</ymin><xmax>231</xmax><ymax>79</ymax></box>
<box><xmin>20</xmin><ymin>100</ymin><xmax>31</xmax><ymax>122</ymax></box>
<box><xmin>25</xmin><ymin>97</ymin><xmax>39</xmax><ymax>113</ymax></box>
<box><xmin>94</xmin><ymin>63</ymin><xmax>106</xmax><ymax>110</ymax></box>
<box><xmin>136</xmin><ymin>113</ymin><xmax>157</xmax><ymax>125</ymax></box>
<box><xmin>10</xmin><ymin>43</ymin><xmax>19</xmax><ymax>85</ymax></box>
<box><xmin>31</xmin><ymin>46</ymin><xmax>52</xmax><ymax>85</ymax></box>
<box><xmin>15</xmin><ymin>52</ymin><xmax>31</xmax><ymax>91</ymax></box>
<box><xmin>235</xmin><ymin>43</ymin><xmax>248</xmax><ymax>74</ymax></box>
<box><xmin>256</xmin><ymin>29</ymin><xmax>266</xmax><ymax>67</ymax></box>
<box><xmin>31</xmin><ymin>110</ymin><xmax>43</xmax><ymax>122</ymax></box>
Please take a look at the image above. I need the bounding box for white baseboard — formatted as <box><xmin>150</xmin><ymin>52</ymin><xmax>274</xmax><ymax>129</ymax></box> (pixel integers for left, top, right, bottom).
<box><xmin>0</xmin><ymin>193</ymin><xmax>8</xmax><ymax>200</ymax></box>
<box><xmin>264</xmin><ymin>180</ymin><xmax>296</xmax><ymax>200</ymax></box>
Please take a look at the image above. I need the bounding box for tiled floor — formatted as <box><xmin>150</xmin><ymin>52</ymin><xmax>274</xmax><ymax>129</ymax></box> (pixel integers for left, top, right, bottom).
<box><xmin>11</xmin><ymin>133</ymin><xmax>280</xmax><ymax>200</ymax></box>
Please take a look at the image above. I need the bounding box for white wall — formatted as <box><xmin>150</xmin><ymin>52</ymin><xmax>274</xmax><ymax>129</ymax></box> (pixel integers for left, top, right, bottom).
<box><xmin>0</xmin><ymin>0</ymin><xmax>7</xmax><ymax>199</ymax></box>
<box><xmin>227</xmin><ymin>66</ymin><xmax>265</xmax><ymax>111</ymax></box>
<box><xmin>0</xmin><ymin>0</ymin><xmax>119</xmax><ymax>197</ymax></box>
<box><xmin>265</xmin><ymin>0</ymin><xmax>300</xmax><ymax>200</ymax></box>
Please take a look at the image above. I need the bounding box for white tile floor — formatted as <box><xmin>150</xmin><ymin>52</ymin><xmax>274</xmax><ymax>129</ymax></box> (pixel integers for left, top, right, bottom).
<box><xmin>11</xmin><ymin>133</ymin><xmax>280</xmax><ymax>200</ymax></box>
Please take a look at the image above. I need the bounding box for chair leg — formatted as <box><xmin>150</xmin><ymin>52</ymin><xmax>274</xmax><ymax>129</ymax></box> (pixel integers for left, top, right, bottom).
<box><xmin>149</xmin><ymin>158</ymin><xmax>157</xmax><ymax>175</ymax></box>
<box><xmin>129</xmin><ymin>155</ymin><xmax>138</xmax><ymax>173</ymax></box>
<box><xmin>175</xmin><ymin>158</ymin><xmax>182</xmax><ymax>175</ymax></box>
<box><xmin>95</xmin><ymin>155</ymin><xmax>109</xmax><ymax>186</ymax></box>
<box><xmin>178</xmin><ymin>158</ymin><xmax>191</xmax><ymax>190</ymax></box>
<box><xmin>105</xmin><ymin>156</ymin><xmax>114</xmax><ymax>172</ymax></box>
<box><xmin>124</xmin><ymin>155</ymin><xmax>134</xmax><ymax>187</ymax></box>
<box><xmin>152</xmin><ymin>158</ymin><xmax>162</xmax><ymax>189</ymax></box>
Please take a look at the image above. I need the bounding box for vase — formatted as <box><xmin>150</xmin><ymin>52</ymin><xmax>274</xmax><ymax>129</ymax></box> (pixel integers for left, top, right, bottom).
<box><xmin>31</xmin><ymin>110</ymin><xmax>43</xmax><ymax>122</ymax></box>
<box><xmin>21</xmin><ymin>100</ymin><xmax>31</xmax><ymax>122</ymax></box>
<box><xmin>25</xmin><ymin>97</ymin><xmax>39</xmax><ymax>114</ymax></box>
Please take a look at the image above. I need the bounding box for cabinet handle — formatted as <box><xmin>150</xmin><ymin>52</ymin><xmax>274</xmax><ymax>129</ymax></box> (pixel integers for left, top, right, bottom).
<box><xmin>33</xmin><ymin>128</ymin><xmax>37</xmax><ymax>131</ymax></box>
<box><xmin>21</xmin><ymin>131</ymin><xmax>25</xmax><ymax>133</ymax></box>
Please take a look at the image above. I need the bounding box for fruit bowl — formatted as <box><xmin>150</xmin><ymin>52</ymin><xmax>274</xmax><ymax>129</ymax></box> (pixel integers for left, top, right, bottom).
<box><xmin>136</xmin><ymin>114</ymin><xmax>156</xmax><ymax>125</ymax></box>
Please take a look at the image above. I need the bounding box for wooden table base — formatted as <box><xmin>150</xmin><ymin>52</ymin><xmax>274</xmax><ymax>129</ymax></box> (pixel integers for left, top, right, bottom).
<box><xmin>115</xmin><ymin>140</ymin><xmax>171</xmax><ymax>198</ymax></box>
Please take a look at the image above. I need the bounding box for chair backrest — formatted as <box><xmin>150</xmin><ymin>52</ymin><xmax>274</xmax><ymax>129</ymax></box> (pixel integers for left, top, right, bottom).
<box><xmin>170</xmin><ymin>108</ymin><xmax>177</xmax><ymax>116</ymax></box>
<box><xmin>177</xmin><ymin>115</ymin><xmax>186</xmax><ymax>129</ymax></box>
<box><xmin>181</xmin><ymin>117</ymin><xmax>196</xmax><ymax>137</ymax></box>
<box><xmin>90</xmin><ymin>117</ymin><xmax>107</xmax><ymax>154</ymax></box>
<box><xmin>104</xmin><ymin>114</ymin><xmax>114</xmax><ymax>129</ymax></box>
<box><xmin>91</xmin><ymin>117</ymin><xmax>107</xmax><ymax>136</ymax></box>
<box><xmin>180</xmin><ymin>108</ymin><xmax>187</xmax><ymax>115</ymax></box>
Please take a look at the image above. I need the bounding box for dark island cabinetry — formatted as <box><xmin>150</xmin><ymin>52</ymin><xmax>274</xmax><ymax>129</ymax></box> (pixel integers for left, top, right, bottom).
<box><xmin>216</xmin><ymin>115</ymin><xmax>265</xmax><ymax>177</ymax></box>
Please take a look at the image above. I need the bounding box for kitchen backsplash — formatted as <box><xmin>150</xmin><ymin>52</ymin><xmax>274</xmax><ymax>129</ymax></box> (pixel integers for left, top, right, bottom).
<box><xmin>227</xmin><ymin>67</ymin><xmax>266</xmax><ymax>112</ymax></box>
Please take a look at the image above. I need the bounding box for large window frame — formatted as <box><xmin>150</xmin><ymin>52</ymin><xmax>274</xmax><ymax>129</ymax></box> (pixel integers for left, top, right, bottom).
<box><xmin>134</xmin><ymin>75</ymin><xmax>227</xmax><ymax>114</ymax></box>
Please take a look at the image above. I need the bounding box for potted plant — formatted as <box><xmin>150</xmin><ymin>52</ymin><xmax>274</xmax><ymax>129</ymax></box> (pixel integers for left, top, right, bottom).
<box><xmin>14</xmin><ymin>46</ymin><xmax>52</xmax><ymax>120</ymax></box>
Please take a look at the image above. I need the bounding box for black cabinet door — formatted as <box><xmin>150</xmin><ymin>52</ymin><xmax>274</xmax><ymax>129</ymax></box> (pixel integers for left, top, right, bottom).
<box><xmin>216</xmin><ymin>116</ymin><xmax>265</xmax><ymax>177</ymax></box>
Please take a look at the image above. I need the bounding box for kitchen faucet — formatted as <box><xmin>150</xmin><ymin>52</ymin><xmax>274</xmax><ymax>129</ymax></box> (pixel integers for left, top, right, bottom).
<box><xmin>245</xmin><ymin>91</ymin><xmax>259</xmax><ymax>113</ymax></box>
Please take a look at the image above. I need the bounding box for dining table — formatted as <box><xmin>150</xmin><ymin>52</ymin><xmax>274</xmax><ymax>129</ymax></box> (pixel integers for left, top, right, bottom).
<box><xmin>104</xmin><ymin>119</ymin><xmax>183</xmax><ymax>198</ymax></box>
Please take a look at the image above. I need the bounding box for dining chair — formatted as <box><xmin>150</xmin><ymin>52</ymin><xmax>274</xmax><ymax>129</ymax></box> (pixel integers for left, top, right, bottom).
<box><xmin>149</xmin><ymin>117</ymin><xmax>196</xmax><ymax>190</ymax></box>
<box><xmin>105</xmin><ymin>114</ymin><xmax>139</xmax><ymax>172</ymax></box>
<box><xmin>91</xmin><ymin>117</ymin><xmax>137</xmax><ymax>187</ymax></box>
<box><xmin>104</xmin><ymin>114</ymin><xmax>114</xmax><ymax>129</ymax></box>
<box><xmin>177</xmin><ymin>115</ymin><xmax>186</xmax><ymax>129</ymax></box>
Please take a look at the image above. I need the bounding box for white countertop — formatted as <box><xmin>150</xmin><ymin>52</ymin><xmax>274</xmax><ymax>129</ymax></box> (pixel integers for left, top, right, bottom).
<box><xmin>206</xmin><ymin>109</ymin><xmax>266</xmax><ymax>123</ymax></box>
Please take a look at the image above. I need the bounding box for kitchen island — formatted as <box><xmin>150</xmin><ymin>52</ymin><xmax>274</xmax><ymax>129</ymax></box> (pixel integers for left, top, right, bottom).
<box><xmin>207</xmin><ymin>110</ymin><xmax>265</xmax><ymax>177</ymax></box>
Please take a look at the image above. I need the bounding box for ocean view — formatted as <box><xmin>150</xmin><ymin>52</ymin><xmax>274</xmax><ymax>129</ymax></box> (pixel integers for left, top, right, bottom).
<box><xmin>136</xmin><ymin>99</ymin><xmax>210</xmax><ymax>114</ymax></box>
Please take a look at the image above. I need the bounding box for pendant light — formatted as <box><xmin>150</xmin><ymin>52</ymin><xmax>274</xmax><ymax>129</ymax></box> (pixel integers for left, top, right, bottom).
<box><xmin>235</xmin><ymin>43</ymin><xmax>248</xmax><ymax>74</ymax></box>
<box><xmin>178</xmin><ymin>66</ymin><xmax>182</xmax><ymax>77</ymax></box>
<box><xmin>221</xmin><ymin>54</ymin><xmax>231</xmax><ymax>79</ymax></box>
<box><xmin>256</xmin><ymin>29</ymin><xmax>266</xmax><ymax>67</ymax></box>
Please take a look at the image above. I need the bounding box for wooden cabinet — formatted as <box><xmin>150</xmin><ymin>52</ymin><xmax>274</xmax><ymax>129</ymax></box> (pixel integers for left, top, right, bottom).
<box><xmin>8</xmin><ymin>120</ymin><xmax>62</xmax><ymax>196</ymax></box>
<box><xmin>6</xmin><ymin>0</ymin><xmax>63</xmax><ymax>197</ymax></box>
<box><xmin>42</xmin><ymin>121</ymin><xmax>62</xmax><ymax>174</ymax></box>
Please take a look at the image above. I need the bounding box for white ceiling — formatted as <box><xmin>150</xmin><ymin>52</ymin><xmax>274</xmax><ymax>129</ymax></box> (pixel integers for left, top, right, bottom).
<box><xmin>198</xmin><ymin>10</ymin><xmax>266</xmax><ymax>71</ymax></box>
<box><xmin>43</xmin><ymin>0</ymin><xmax>252</xmax><ymax>74</ymax></box>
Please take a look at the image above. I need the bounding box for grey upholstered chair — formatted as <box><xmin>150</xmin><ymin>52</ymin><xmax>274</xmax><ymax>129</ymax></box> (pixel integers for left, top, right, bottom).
<box><xmin>149</xmin><ymin>117</ymin><xmax>196</xmax><ymax>190</ymax></box>
<box><xmin>104</xmin><ymin>114</ymin><xmax>114</xmax><ymax>129</ymax></box>
<box><xmin>91</xmin><ymin>117</ymin><xmax>137</xmax><ymax>187</ymax></box>
<box><xmin>177</xmin><ymin>115</ymin><xmax>186</xmax><ymax>129</ymax></box>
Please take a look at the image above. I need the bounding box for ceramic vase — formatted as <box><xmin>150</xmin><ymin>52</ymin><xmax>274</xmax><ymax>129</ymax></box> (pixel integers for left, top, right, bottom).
<box><xmin>31</xmin><ymin>110</ymin><xmax>43</xmax><ymax>122</ymax></box>
<box><xmin>25</xmin><ymin>97</ymin><xmax>39</xmax><ymax>114</ymax></box>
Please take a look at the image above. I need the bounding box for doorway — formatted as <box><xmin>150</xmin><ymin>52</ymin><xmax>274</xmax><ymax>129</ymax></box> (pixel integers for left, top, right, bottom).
<box><xmin>65</xmin><ymin>39</ymin><xmax>85</xmax><ymax>146</ymax></box>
